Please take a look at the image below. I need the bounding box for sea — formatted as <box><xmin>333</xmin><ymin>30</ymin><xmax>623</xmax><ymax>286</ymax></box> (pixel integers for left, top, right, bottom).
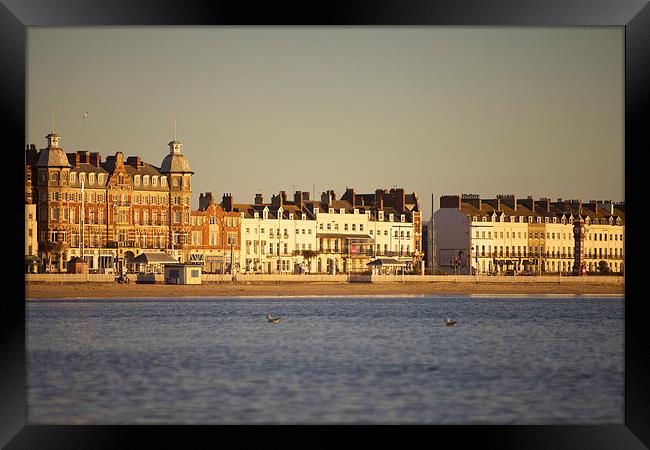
<box><xmin>26</xmin><ymin>295</ymin><xmax>624</xmax><ymax>424</ymax></box>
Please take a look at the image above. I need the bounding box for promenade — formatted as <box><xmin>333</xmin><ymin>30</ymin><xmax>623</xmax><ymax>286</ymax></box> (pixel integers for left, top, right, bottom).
<box><xmin>26</xmin><ymin>279</ymin><xmax>624</xmax><ymax>299</ymax></box>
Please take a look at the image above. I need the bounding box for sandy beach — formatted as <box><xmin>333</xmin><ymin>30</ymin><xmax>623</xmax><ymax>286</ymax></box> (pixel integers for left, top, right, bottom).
<box><xmin>25</xmin><ymin>281</ymin><xmax>624</xmax><ymax>299</ymax></box>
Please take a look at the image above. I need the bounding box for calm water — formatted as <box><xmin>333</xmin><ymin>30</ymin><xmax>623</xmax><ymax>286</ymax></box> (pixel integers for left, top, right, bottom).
<box><xmin>26</xmin><ymin>295</ymin><xmax>624</xmax><ymax>424</ymax></box>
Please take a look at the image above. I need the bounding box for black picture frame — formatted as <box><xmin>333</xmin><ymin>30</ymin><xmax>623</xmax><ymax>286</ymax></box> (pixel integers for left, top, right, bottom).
<box><xmin>2</xmin><ymin>1</ymin><xmax>648</xmax><ymax>448</ymax></box>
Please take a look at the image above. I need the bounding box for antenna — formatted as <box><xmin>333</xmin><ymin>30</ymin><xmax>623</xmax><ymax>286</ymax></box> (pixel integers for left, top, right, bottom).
<box><xmin>173</xmin><ymin>116</ymin><xmax>177</xmax><ymax>140</ymax></box>
<box><xmin>51</xmin><ymin>109</ymin><xmax>55</xmax><ymax>133</ymax></box>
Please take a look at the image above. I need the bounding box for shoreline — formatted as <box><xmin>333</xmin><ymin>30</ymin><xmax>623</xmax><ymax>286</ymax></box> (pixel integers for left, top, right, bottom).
<box><xmin>25</xmin><ymin>281</ymin><xmax>624</xmax><ymax>299</ymax></box>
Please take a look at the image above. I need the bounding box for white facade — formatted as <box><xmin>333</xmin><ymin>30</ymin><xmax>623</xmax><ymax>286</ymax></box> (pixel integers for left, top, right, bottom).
<box><xmin>25</xmin><ymin>204</ymin><xmax>38</xmax><ymax>256</ymax></box>
<box><xmin>240</xmin><ymin>207</ymin><xmax>318</xmax><ymax>274</ymax></box>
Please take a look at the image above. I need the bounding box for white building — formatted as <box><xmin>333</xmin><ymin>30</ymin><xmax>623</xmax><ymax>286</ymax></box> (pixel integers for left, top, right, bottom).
<box><xmin>433</xmin><ymin>194</ymin><xmax>624</xmax><ymax>275</ymax></box>
<box><xmin>224</xmin><ymin>188</ymin><xmax>423</xmax><ymax>275</ymax></box>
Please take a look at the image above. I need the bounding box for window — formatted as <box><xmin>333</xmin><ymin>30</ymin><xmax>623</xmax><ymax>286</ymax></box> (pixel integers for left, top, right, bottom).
<box><xmin>70</xmin><ymin>172</ymin><xmax>77</xmax><ymax>184</ymax></box>
<box><xmin>134</xmin><ymin>175</ymin><xmax>140</xmax><ymax>186</ymax></box>
<box><xmin>152</xmin><ymin>176</ymin><xmax>158</xmax><ymax>186</ymax></box>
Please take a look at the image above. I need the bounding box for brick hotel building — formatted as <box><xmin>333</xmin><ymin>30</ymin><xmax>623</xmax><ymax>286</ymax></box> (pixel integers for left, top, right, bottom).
<box><xmin>25</xmin><ymin>129</ymin><xmax>194</xmax><ymax>272</ymax></box>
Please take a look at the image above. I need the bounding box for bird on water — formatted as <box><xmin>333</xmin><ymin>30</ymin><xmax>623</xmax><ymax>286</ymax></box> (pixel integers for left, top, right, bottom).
<box><xmin>445</xmin><ymin>318</ymin><xmax>457</xmax><ymax>327</ymax></box>
<box><xmin>266</xmin><ymin>314</ymin><xmax>281</xmax><ymax>323</ymax></box>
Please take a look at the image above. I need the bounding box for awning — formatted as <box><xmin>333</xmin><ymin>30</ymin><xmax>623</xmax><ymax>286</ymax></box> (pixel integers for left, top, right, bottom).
<box><xmin>317</xmin><ymin>233</ymin><xmax>372</xmax><ymax>239</ymax></box>
<box><xmin>367</xmin><ymin>258</ymin><xmax>406</xmax><ymax>267</ymax></box>
<box><xmin>133</xmin><ymin>252</ymin><xmax>178</xmax><ymax>264</ymax></box>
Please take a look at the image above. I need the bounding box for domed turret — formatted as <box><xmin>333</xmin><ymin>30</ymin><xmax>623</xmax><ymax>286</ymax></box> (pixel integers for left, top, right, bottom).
<box><xmin>36</xmin><ymin>131</ymin><xmax>71</xmax><ymax>167</ymax></box>
<box><xmin>160</xmin><ymin>119</ymin><xmax>193</xmax><ymax>174</ymax></box>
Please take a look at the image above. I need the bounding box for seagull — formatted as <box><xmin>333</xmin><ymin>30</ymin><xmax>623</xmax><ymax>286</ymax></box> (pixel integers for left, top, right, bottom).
<box><xmin>445</xmin><ymin>318</ymin><xmax>457</xmax><ymax>327</ymax></box>
<box><xmin>82</xmin><ymin>112</ymin><xmax>88</xmax><ymax>119</ymax></box>
<box><xmin>266</xmin><ymin>314</ymin><xmax>281</xmax><ymax>324</ymax></box>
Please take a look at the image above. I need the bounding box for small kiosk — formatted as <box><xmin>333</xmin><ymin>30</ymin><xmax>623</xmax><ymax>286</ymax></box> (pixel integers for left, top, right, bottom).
<box><xmin>67</xmin><ymin>256</ymin><xmax>88</xmax><ymax>274</ymax></box>
<box><xmin>164</xmin><ymin>263</ymin><xmax>202</xmax><ymax>285</ymax></box>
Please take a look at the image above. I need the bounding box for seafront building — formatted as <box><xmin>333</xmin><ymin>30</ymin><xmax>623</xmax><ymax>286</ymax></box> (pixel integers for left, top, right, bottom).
<box><xmin>25</xmin><ymin>128</ymin><xmax>194</xmax><ymax>272</ymax></box>
<box><xmin>222</xmin><ymin>188</ymin><xmax>424</xmax><ymax>274</ymax></box>
<box><xmin>432</xmin><ymin>194</ymin><xmax>625</xmax><ymax>275</ymax></box>
<box><xmin>24</xmin><ymin>127</ymin><xmax>423</xmax><ymax>275</ymax></box>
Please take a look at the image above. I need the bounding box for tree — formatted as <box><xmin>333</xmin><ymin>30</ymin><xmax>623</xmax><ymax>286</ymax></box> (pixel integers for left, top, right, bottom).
<box><xmin>301</xmin><ymin>250</ymin><xmax>317</xmax><ymax>273</ymax></box>
<box><xmin>38</xmin><ymin>240</ymin><xmax>69</xmax><ymax>272</ymax></box>
<box><xmin>597</xmin><ymin>260</ymin><xmax>611</xmax><ymax>274</ymax></box>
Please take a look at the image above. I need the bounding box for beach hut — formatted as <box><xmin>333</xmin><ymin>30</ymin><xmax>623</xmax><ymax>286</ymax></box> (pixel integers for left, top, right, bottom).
<box><xmin>367</xmin><ymin>258</ymin><xmax>406</xmax><ymax>275</ymax></box>
<box><xmin>164</xmin><ymin>263</ymin><xmax>202</xmax><ymax>285</ymax></box>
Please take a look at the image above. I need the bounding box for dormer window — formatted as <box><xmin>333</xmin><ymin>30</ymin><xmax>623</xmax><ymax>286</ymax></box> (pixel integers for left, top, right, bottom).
<box><xmin>528</xmin><ymin>216</ymin><xmax>533</xmax><ymax>223</ymax></box>
<box><xmin>254</xmin><ymin>212</ymin><xmax>259</xmax><ymax>219</ymax></box>
<box><xmin>79</xmin><ymin>172</ymin><xmax>86</xmax><ymax>184</ymax></box>
<box><xmin>536</xmin><ymin>217</ymin><xmax>541</xmax><ymax>223</ymax></box>
<box><xmin>389</xmin><ymin>214</ymin><xmax>394</xmax><ymax>222</ymax></box>
<box><xmin>569</xmin><ymin>216</ymin><xmax>574</xmax><ymax>224</ymax></box>
<box><xmin>289</xmin><ymin>213</ymin><xmax>294</xmax><ymax>220</ymax></box>
<box><xmin>97</xmin><ymin>174</ymin><xmax>104</xmax><ymax>184</ymax></box>
<box><xmin>354</xmin><ymin>209</ymin><xmax>359</xmax><ymax>215</ymax></box>
<box><xmin>134</xmin><ymin>175</ymin><xmax>140</xmax><ymax>186</ymax></box>
<box><xmin>378</xmin><ymin>211</ymin><xmax>384</xmax><ymax>221</ymax></box>
<box><xmin>544</xmin><ymin>217</ymin><xmax>549</xmax><ymax>223</ymax></box>
<box><xmin>161</xmin><ymin>176</ymin><xmax>167</xmax><ymax>186</ymax></box>
<box><xmin>329</xmin><ymin>208</ymin><xmax>334</xmax><ymax>214</ymax></box>
<box><xmin>143</xmin><ymin>176</ymin><xmax>149</xmax><ymax>186</ymax></box>
<box><xmin>70</xmin><ymin>172</ymin><xmax>77</xmax><ymax>184</ymax></box>
<box><xmin>152</xmin><ymin>176</ymin><xmax>158</xmax><ymax>186</ymax></box>
<box><xmin>482</xmin><ymin>217</ymin><xmax>487</xmax><ymax>222</ymax></box>
<box><xmin>552</xmin><ymin>217</ymin><xmax>557</xmax><ymax>223</ymax></box>
<box><xmin>340</xmin><ymin>208</ymin><xmax>345</xmax><ymax>214</ymax></box>
<box><xmin>400</xmin><ymin>214</ymin><xmax>405</xmax><ymax>222</ymax></box>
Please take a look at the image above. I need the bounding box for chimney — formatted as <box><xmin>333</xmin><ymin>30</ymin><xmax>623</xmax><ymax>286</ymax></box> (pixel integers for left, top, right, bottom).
<box><xmin>26</xmin><ymin>146</ymin><xmax>39</xmax><ymax>165</ymax></box>
<box><xmin>294</xmin><ymin>191</ymin><xmax>303</xmax><ymax>209</ymax></box>
<box><xmin>320</xmin><ymin>190</ymin><xmax>335</xmax><ymax>207</ymax></box>
<box><xmin>520</xmin><ymin>196</ymin><xmax>535</xmax><ymax>212</ymax></box>
<box><xmin>375</xmin><ymin>189</ymin><xmax>385</xmax><ymax>210</ymax></box>
<box><xmin>255</xmin><ymin>193</ymin><xmax>263</xmax><ymax>205</ymax></box>
<box><xmin>221</xmin><ymin>193</ymin><xmax>232</xmax><ymax>212</ymax></box>
<box><xmin>126</xmin><ymin>155</ymin><xmax>141</xmax><ymax>169</ymax></box>
<box><xmin>539</xmin><ymin>198</ymin><xmax>551</xmax><ymax>212</ymax></box>
<box><xmin>78</xmin><ymin>151</ymin><xmax>90</xmax><ymax>164</ymax></box>
<box><xmin>391</xmin><ymin>188</ymin><xmax>406</xmax><ymax>213</ymax></box>
<box><xmin>302</xmin><ymin>192</ymin><xmax>310</xmax><ymax>202</ymax></box>
<box><xmin>66</xmin><ymin>152</ymin><xmax>81</xmax><ymax>168</ymax></box>
<box><xmin>440</xmin><ymin>195</ymin><xmax>461</xmax><ymax>210</ymax></box>
<box><xmin>461</xmin><ymin>194</ymin><xmax>481</xmax><ymax>210</ymax></box>
<box><xmin>90</xmin><ymin>152</ymin><xmax>102</xmax><ymax>168</ymax></box>
<box><xmin>280</xmin><ymin>190</ymin><xmax>286</xmax><ymax>206</ymax></box>
<box><xmin>342</xmin><ymin>187</ymin><xmax>356</xmax><ymax>207</ymax></box>
<box><xmin>496</xmin><ymin>194</ymin><xmax>516</xmax><ymax>211</ymax></box>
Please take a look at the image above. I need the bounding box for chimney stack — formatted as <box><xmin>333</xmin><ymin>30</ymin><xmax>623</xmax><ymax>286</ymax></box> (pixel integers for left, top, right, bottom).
<box><xmin>294</xmin><ymin>191</ymin><xmax>303</xmax><ymax>209</ymax></box>
<box><xmin>90</xmin><ymin>152</ymin><xmax>102</xmax><ymax>168</ymax></box>
<box><xmin>221</xmin><ymin>193</ymin><xmax>232</xmax><ymax>212</ymax></box>
<box><xmin>375</xmin><ymin>189</ymin><xmax>385</xmax><ymax>210</ymax></box>
<box><xmin>254</xmin><ymin>193</ymin><xmax>263</xmax><ymax>205</ymax></box>
<box><xmin>440</xmin><ymin>195</ymin><xmax>461</xmax><ymax>210</ymax></box>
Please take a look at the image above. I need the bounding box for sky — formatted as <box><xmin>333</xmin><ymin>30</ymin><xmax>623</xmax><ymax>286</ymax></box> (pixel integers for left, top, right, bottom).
<box><xmin>27</xmin><ymin>27</ymin><xmax>624</xmax><ymax>219</ymax></box>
